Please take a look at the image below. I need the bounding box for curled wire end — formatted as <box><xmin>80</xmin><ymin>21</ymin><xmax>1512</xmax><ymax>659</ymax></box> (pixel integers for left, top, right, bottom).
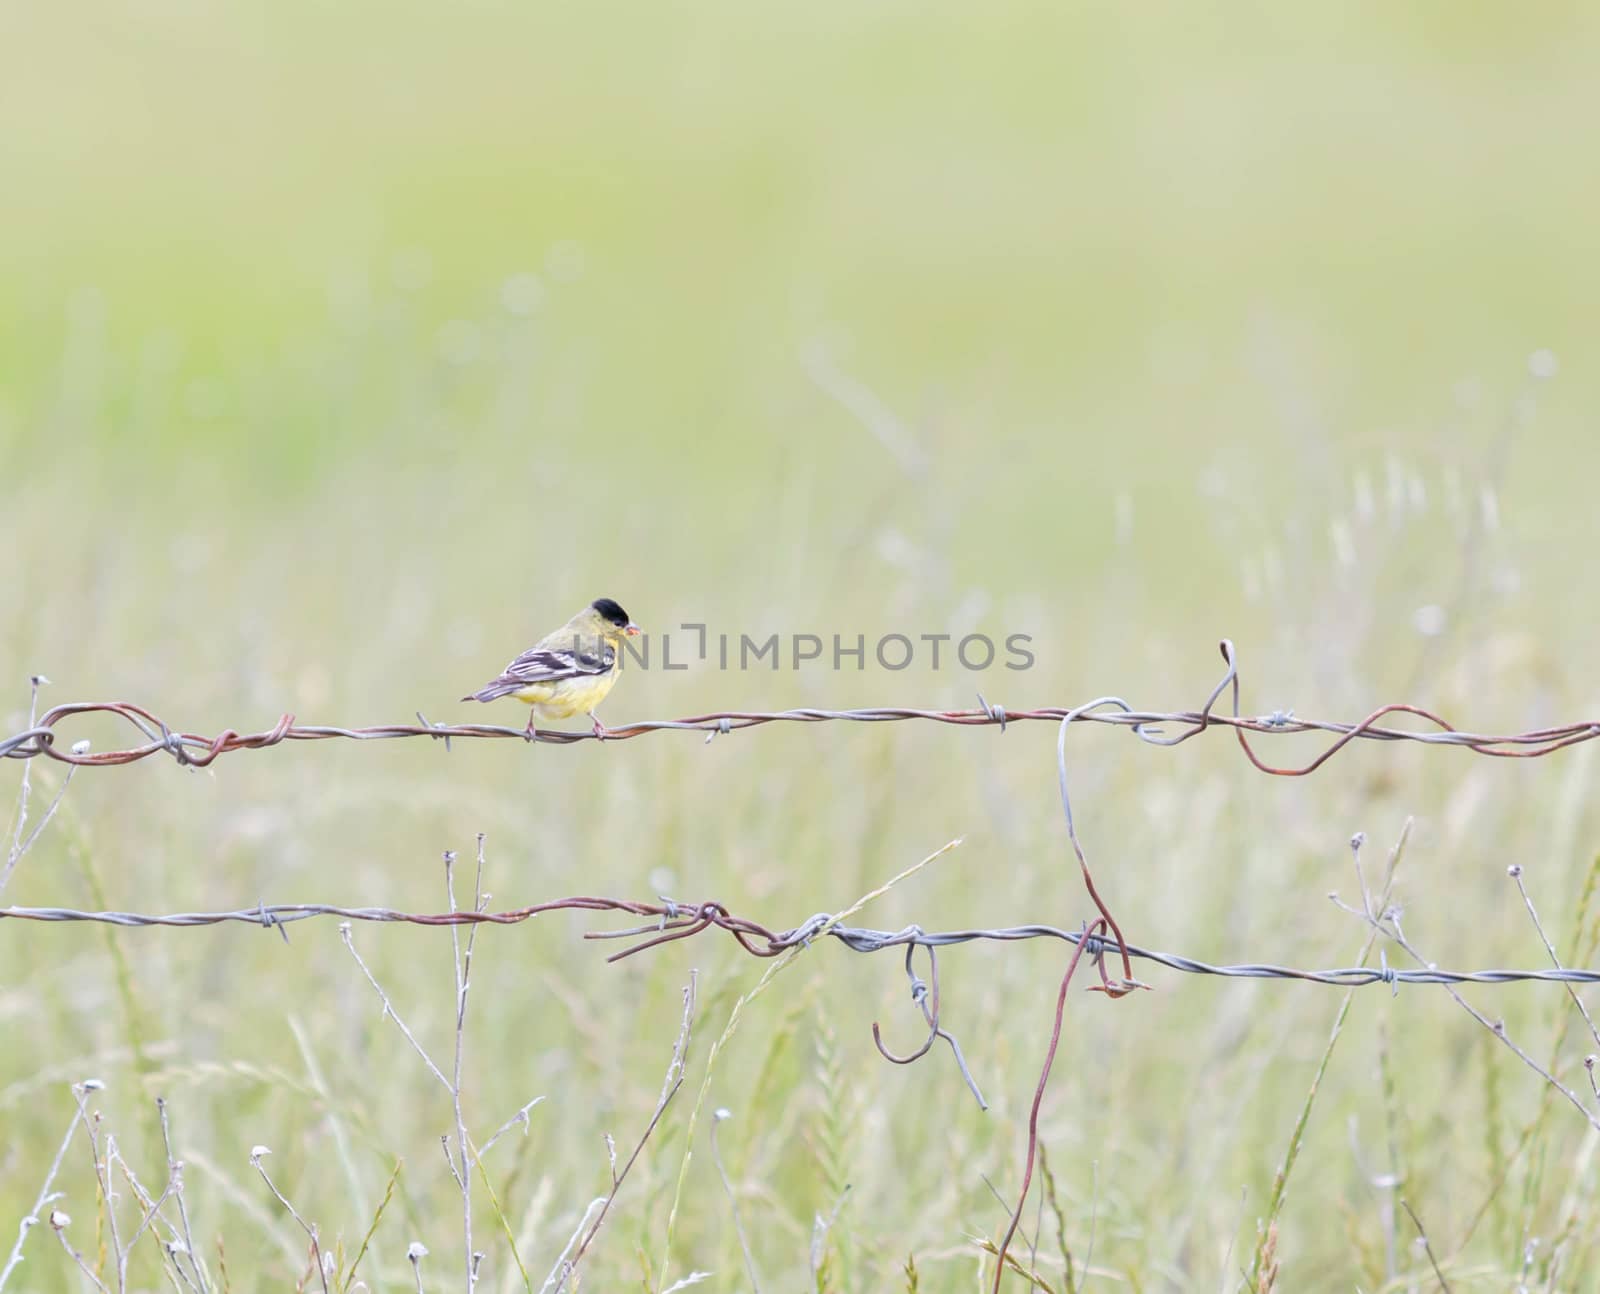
<box><xmin>1207</xmin><ymin>640</ymin><xmax>1240</xmax><ymax>721</ymax></box>
<box><xmin>703</xmin><ymin>717</ymin><xmax>733</xmax><ymax>746</ymax></box>
<box><xmin>866</xmin><ymin>943</ymin><xmax>987</xmax><ymax>1110</ymax></box>
<box><xmin>871</xmin><ymin>1019</ymin><xmax>935</xmax><ymax>1065</ymax></box>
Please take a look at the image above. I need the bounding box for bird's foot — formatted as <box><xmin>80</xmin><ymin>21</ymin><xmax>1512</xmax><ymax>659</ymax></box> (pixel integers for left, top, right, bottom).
<box><xmin>591</xmin><ymin>714</ymin><xmax>609</xmax><ymax>741</ymax></box>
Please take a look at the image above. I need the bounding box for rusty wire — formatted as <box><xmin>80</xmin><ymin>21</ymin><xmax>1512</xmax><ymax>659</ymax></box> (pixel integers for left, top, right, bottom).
<box><xmin>2</xmin><ymin>642</ymin><xmax>1598</xmax><ymax>773</ymax></box>
<box><xmin>1</xmin><ymin>896</ymin><xmax>1593</xmax><ymax>990</ymax></box>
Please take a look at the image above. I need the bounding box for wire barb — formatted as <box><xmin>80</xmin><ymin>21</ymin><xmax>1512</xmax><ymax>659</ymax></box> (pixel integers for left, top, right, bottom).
<box><xmin>415</xmin><ymin>711</ymin><xmax>452</xmax><ymax>753</ymax></box>
<box><xmin>256</xmin><ymin>898</ymin><xmax>289</xmax><ymax>944</ymax></box>
<box><xmin>976</xmin><ymin>692</ymin><xmax>1007</xmax><ymax>732</ymax></box>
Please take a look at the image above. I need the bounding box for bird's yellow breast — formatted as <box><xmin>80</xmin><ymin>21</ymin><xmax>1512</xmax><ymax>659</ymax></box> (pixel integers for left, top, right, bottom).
<box><xmin>514</xmin><ymin>668</ymin><xmax>621</xmax><ymax>719</ymax></box>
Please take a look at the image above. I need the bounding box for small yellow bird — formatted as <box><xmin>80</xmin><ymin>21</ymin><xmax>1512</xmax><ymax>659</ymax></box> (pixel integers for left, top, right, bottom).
<box><xmin>461</xmin><ymin>597</ymin><xmax>641</xmax><ymax>738</ymax></box>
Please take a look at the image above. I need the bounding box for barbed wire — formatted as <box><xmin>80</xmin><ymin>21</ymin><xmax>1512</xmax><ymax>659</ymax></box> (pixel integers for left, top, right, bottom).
<box><xmin>9</xmin><ymin>642</ymin><xmax>1599</xmax><ymax>1291</ymax></box>
<box><xmin>2</xmin><ymin>642</ymin><xmax>1597</xmax><ymax>775</ymax></box>
<box><xmin>1</xmin><ymin>895</ymin><xmax>1592</xmax><ymax>990</ymax></box>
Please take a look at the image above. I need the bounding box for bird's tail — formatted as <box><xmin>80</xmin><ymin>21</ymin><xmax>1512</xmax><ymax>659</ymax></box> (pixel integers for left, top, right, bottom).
<box><xmin>461</xmin><ymin>679</ymin><xmax>521</xmax><ymax>703</ymax></box>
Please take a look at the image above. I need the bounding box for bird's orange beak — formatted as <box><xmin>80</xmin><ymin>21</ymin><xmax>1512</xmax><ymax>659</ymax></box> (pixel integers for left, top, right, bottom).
<box><xmin>624</xmin><ymin>623</ymin><xmax>642</xmax><ymax>637</ymax></box>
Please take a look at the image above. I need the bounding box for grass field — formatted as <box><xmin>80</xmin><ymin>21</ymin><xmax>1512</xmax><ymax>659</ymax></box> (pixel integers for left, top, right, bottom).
<box><xmin>5</xmin><ymin>4</ymin><xmax>1600</xmax><ymax>1290</ymax></box>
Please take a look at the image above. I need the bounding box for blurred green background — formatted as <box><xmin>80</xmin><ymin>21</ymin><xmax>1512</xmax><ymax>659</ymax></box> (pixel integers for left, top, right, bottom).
<box><xmin>4</xmin><ymin>3</ymin><xmax>1600</xmax><ymax>1290</ymax></box>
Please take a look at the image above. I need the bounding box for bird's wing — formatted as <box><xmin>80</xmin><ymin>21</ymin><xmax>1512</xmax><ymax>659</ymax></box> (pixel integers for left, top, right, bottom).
<box><xmin>462</xmin><ymin>638</ymin><xmax>615</xmax><ymax>702</ymax></box>
<box><xmin>503</xmin><ymin>639</ymin><xmax>615</xmax><ymax>683</ymax></box>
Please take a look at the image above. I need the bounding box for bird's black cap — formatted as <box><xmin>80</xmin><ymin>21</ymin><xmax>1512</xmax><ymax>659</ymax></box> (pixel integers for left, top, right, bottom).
<box><xmin>591</xmin><ymin>597</ymin><xmax>631</xmax><ymax>627</ymax></box>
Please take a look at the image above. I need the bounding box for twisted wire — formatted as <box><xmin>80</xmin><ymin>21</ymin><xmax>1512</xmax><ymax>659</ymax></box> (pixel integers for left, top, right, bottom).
<box><xmin>2</xmin><ymin>640</ymin><xmax>1596</xmax><ymax>775</ymax></box>
<box><xmin>0</xmin><ymin>898</ymin><xmax>1588</xmax><ymax>990</ymax></box>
